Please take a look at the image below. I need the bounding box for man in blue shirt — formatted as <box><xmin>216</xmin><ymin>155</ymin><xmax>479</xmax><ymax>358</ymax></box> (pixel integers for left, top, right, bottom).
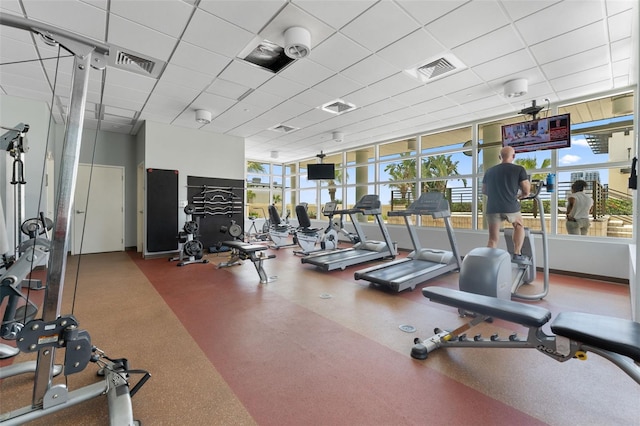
<box><xmin>482</xmin><ymin>146</ymin><xmax>530</xmax><ymax>263</ymax></box>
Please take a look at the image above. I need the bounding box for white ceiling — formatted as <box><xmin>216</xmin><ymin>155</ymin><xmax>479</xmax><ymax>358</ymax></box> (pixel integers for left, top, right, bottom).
<box><xmin>0</xmin><ymin>0</ymin><xmax>637</xmax><ymax>163</ymax></box>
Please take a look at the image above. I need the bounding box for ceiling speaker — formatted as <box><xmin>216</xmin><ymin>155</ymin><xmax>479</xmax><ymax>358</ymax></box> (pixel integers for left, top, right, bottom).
<box><xmin>195</xmin><ymin>109</ymin><xmax>212</xmax><ymax>124</ymax></box>
<box><xmin>332</xmin><ymin>131</ymin><xmax>344</xmax><ymax>143</ymax></box>
<box><xmin>503</xmin><ymin>78</ymin><xmax>528</xmax><ymax>98</ymax></box>
<box><xmin>284</xmin><ymin>27</ymin><xmax>311</xmax><ymax>59</ymax></box>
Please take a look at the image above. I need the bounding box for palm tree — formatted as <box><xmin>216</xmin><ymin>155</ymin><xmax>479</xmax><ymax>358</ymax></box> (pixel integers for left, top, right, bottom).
<box><xmin>514</xmin><ymin>156</ymin><xmax>550</xmax><ymax>181</ymax></box>
<box><xmin>247</xmin><ymin>161</ymin><xmax>266</xmax><ymax>173</ymax></box>
<box><xmin>514</xmin><ymin>156</ymin><xmax>551</xmax><ymax>217</ymax></box>
<box><xmin>421</xmin><ymin>155</ymin><xmax>466</xmax><ymax>193</ymax></box>
<box><xmin>384</xmin><ymin>155</ymin><xmax>417</xmax><ymax>205</ymax></box>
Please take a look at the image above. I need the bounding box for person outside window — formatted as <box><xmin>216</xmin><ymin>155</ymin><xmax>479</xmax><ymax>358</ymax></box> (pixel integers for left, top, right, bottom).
<box><xmin>566</xmin><ymin>179</ymin><xmax>593</xmax><ymax>235</ymax></box>
<box><xmin>482</xmin><ymin>146</ymin><xmax>531</xmax><ymax>263</ymax></box>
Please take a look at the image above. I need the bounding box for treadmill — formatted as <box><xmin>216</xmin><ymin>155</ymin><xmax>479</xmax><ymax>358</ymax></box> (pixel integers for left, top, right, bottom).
<box><xmin>301</xmin><ymin>194</ymin><xmax>397</xmax><ymax>271</ymax></box>
<box><xmin>354</xmin><ymin>192</ymin><xmax>461</xmax><ymax>292</ymax></box>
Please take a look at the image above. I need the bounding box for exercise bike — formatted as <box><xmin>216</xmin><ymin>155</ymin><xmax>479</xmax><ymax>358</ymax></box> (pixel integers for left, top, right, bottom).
<box><xmin>460</xmin><ymin>179</ymin><xmax>549</xmax><ymax>301</ymax></box>
<box><xmin>293</xmin><ymin>202</ymin><xmax>339</xmax><ymax>256</ymax></box>
<box><xmin>267</xmin><ymin>205</ymin><xmax>296</xmax><ymax>249</ymax></box>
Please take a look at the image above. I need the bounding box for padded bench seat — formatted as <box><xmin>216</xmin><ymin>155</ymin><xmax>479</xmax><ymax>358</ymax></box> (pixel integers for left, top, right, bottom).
<box><xmin>223</xmin><ymin>241</ymin><xmax>268</xmax><ymax>252</ymax></box>
<box><xmin>551</xmin><ymin>312</ymin><xmax>640</xmax><ymax>362</ymax></box>
<box><xmin>422</xmin><ymin>287</ymin><xmax>552</xmax><ymax>328</ymax></box>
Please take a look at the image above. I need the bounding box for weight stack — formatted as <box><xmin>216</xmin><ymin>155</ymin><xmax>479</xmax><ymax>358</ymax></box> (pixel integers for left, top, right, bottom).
<box><xmin>459</xmin><ymin>247</ymin><xmax>511</xmax><ymax>300</ymax></box>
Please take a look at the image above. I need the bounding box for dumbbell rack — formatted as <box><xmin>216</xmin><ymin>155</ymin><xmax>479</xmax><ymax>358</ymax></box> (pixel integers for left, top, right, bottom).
<box><xmin>170</xmin><ymin>204</ymin><xmax>209</xmax><ymax>266</ymax></box>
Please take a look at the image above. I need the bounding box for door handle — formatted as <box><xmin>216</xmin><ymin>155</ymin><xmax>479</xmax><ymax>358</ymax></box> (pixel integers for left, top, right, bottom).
<box><xmin>76</xmin><ymin>210</ymin><xmax>85</xmax><ymax>214</ymax></box>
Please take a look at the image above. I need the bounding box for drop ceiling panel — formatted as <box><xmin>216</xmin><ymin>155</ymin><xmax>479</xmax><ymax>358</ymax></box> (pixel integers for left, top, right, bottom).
<box><xmin>608</xmin><ymin>9</ymin><xmax>635</xmax><ymax>41</ymax></box>
<box><xmin>109</xmin><ymin>0</ymin><xmax>192</xmax><ymax>38</ymax></box>
<box><xmin>206</xmin><ymin>78</ymin><xmax>251</xmax><ymax>100</ymax></box>
<box><xmin>170</xmin><ymin>41</ymin><xmax>231</xmax><ymax>76</ymax></box>
<box><xmin>256</xmin><ymin>75</ymin><xmax>306</xmax><ymax>99</ymax></box>
<box><xmin>217</xmin><ymin>59</ymin><xmax>273</xmax><ymax>88</ymax></box>
<box><xmin>21</xmin><ymin>0</ymin><xmax>106</xmax><ymax>41</ymax></box>
<box><xmin>395</xmin><ymin>0</ymin><xmax>467</xmax><ymax>25</ymax></box>
<box><xmin>452</xmin><ymin>26</ymin><xmax>524</xmax><ymax>68</ymax></box>
<box><xmin>311</xmin><ymin>74</ymin><xmax>363</xmax><ymax>99</ymax></box>
<box><xmin>292</xmin><ymin>0</ymin><xmax>376</xmax><ymax>30</ymax></box>
<box><xmin>376</xmin><ymin>29</ymin><xmax>445</xmax><ymax>70</ymax></box>
<box><xmin>472</xmin><ymin>49</ymin><xmax>537</xmax><ymax>82</ymax></box>
<box><xmin>181</xmin><ymin>9</ymin><xmax>255</xmax><ymax>58</ymax></box>
<box><xmin>289</xmin><ymin>88</ymin><xmax>330</xmax><ymax>108</ymax></box>
<box><xmin>340</xmin><ymin>1</ymin><xmax>420</xmax><ymax>52</ymax></box>
<box><xmin>198</xmin><ymin>0</ymin><xmax>287</xmax><ymax>33</ymax></box>
<box><xmin>528</xmin><ymin>21</ymin><xmax>608</xmax><ymax>65</ymax></box>
<box><xmin>277</xmin><ymin>58</ymin><xmax>334</xmax><ymax>87</ymax></box>
<box><xmin>426</xmin><ymin>1</ymin><xmax>509</xmax><ymax>49</ymax></box>
<box><xmin>310</xmin><ymin>33</ymin><xmax>371</xmax><ymax>72</ymax></box>
<box><xmin>515</xmin><ymin>1</ymin><xmax>603</xmax><ymax>45</ymax></box>
<box><xmin>160</xmin><ymin>63</ymin><xmax>213</xmax><ymax>91</ymax></box>
<box><xmin>340</xmin><ymin>55</ymin><xmax>400</xmax><ymax>86</ymax></box>
<box><xmin>541</xmin><ymin>46</ymin><xmax>610</xmax><ymax>80</ymax></box>
<box><xmin>108</xmin><ymin>14</ymin><xmax>177</xmax><ymax>62</ymax></box>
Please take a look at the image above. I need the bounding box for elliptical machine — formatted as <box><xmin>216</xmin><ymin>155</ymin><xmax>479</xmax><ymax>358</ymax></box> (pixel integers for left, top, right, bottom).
<box><xmin>459</xmin><ymin>179</ymin><xmax>549</xmax><ymax>301</ymax></box>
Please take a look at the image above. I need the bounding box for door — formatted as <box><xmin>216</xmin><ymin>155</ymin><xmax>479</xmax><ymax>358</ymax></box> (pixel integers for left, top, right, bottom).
<box><xmin>136</xmin><ymin>162</ymin><xmax>144</xmax><ymax>253</ymax></box>
<box><xmin>72</xmin><ymin>164</ymin><xmax>125</xmax><ymax>255</ymax></box>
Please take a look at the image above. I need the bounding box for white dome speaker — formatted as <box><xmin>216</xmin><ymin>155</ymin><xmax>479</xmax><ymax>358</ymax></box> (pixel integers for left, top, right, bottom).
<box><xmin>332</xmin><ymin>131</ymin><xmax>344</xmax><ymax>143</ymax></box>
<box><xmin>503</xmin><ymin>78</ymin><xmax>528</xmax><ymax>98</ymax></box>
<box><xmin>195</xmin><ymin>109</ymin><xmax>212</xmax><ymax>124</ymax></box>
<box><xmin>284</xmin><ymin>27</ymin><xmax>311</xmax><ymax>59</ymax></box>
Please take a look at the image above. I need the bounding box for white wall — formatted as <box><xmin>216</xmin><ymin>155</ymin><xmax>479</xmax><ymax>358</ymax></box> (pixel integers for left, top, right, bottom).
<box><xmin>0</xmin><ymin>96</ymin><xmax>52</xmax><ymax>252</ymax></box>
<box><xmin>143</xmin><ymin>121</ymin><xmax>245</xmax><ymax>254</ymax></box>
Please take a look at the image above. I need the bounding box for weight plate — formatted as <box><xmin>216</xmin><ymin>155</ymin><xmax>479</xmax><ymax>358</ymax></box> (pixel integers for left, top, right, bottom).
<box><xmin>184</xmin><ymin>204</ymin><xmax>196</xmax><ymax>215</ymax></box>
<box><xmin>183</xmin><ymin>240</ymin><xmax>203</xmax><ymax>257</ymax></box>
<box><xmin>229</xmin><ymin>223</ymin><xmax>242</xmax><ymax>238</ymax></box>
<box><xmin>183</xmin><ymin>220</ymin><xmax>199</xmax><ymax>234</ymax></box>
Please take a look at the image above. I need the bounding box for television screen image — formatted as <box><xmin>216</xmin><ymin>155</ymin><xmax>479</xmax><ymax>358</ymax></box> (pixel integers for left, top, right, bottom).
<box><xmin>502</xmin><ymin>113</ymin><xmax>570</xmax><ymax>153</ymax></box>
<box><xmin>307</xmin><ymin>163</ymin><xmax>335</xmax><ymax>180</ymax></box>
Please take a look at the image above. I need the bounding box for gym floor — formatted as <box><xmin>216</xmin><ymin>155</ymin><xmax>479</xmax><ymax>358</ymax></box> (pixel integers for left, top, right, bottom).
<box><xmin>1</xmin><ymin>247</ymin><xmax>638</xmax><ymax>425</ymax></box>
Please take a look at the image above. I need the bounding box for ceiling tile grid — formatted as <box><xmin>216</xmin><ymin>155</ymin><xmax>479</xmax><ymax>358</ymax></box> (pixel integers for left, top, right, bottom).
<box><xmin>0</xmin><ymin>0</ymin><xmax>636</xmax><ymax>163</ymax></box>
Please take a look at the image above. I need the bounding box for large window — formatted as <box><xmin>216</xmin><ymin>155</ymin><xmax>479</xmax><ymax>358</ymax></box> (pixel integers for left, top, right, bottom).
<box><xmin>248</xmin><ymin>92</ymin><xmax>635</xmax><ymax>239</ymax></box>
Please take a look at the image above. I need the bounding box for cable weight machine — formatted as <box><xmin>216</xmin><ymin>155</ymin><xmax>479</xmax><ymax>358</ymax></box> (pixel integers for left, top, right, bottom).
<box><xmin>0</xmin><ymin>12</ymin><xmax>149</xmax><ymax>425</ymax></box>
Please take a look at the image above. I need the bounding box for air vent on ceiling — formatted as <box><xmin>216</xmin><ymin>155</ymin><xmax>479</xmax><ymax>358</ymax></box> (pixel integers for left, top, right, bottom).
<box><xmin>320</xmin><ymin>99</ymin><xmax>356</xmax><ymax>115</ymax></box>
<box><xmin>107</xmin><ymin>45</ymin><xmax>166</xmax><ymax>79</ymax></box>
<box><xmin>239</xmin><ymin>40</ymin><xmax>295</xmax><ymax>74</ymax></box>
<box><xmin>269</xmin><ymin>124</ymin><xmax>298</xmax><ymax>133</ymax></box>
<box><xmin>418</xmin><ymin>57</ymin><xmax>456</xmax><ymax>79</ymax></box>
<box><xmin>405</xmin><ymin>53</ymin><xmax>466</xmax><ymax>84</ymax></box>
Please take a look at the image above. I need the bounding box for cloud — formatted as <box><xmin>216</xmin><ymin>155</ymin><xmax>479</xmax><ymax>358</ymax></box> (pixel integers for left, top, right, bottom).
<box><xmin>559</xmin><ymin>154</ymin><xmax>580</xmax><ymax>165</ymax></box>
<box><xmin>571</xmin><ymin>138</ymin><xmax>590</xmax><ymax>147</ymax></box>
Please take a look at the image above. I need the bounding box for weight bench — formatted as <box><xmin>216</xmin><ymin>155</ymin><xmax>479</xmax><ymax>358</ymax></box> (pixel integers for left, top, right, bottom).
<box><xmin>411</xmin><ymin>286</ymin><xmax>640</xmax><ymax>385</ymax></box>
<box><xmin>217</xmin><ymin>240</ymin><xmax>276</xmax><ymax>284</ymax></box>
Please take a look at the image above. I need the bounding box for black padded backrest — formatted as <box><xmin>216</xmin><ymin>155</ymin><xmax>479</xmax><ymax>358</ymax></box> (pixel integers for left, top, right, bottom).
<box><xmin>268</xmin><ymin>205</ymin><xmax>281</xmax><ymax>225</ymax></box>
<box><xmin>296</xmin><ymin>204</ymin><xmax>311</xmax><ymax>228</ymax></box>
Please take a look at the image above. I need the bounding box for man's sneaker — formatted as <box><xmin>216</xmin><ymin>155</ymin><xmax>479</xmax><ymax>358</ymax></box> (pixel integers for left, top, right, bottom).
<box><xmin>512</xmin><ymin>254</ymin><xmax>531</xmax><ymax>265</ymax></box>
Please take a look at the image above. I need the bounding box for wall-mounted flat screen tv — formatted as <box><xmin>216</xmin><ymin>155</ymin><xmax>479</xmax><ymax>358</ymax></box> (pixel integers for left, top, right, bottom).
<box><xmin>307</xmin><ymin>163</ymin><xmax>335</xmax><ymax>180</ymax></box>
<box><xmin>502</xmin><ymin>113</ymin><xmax>570</xmax><ymax>153</ymax></box>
